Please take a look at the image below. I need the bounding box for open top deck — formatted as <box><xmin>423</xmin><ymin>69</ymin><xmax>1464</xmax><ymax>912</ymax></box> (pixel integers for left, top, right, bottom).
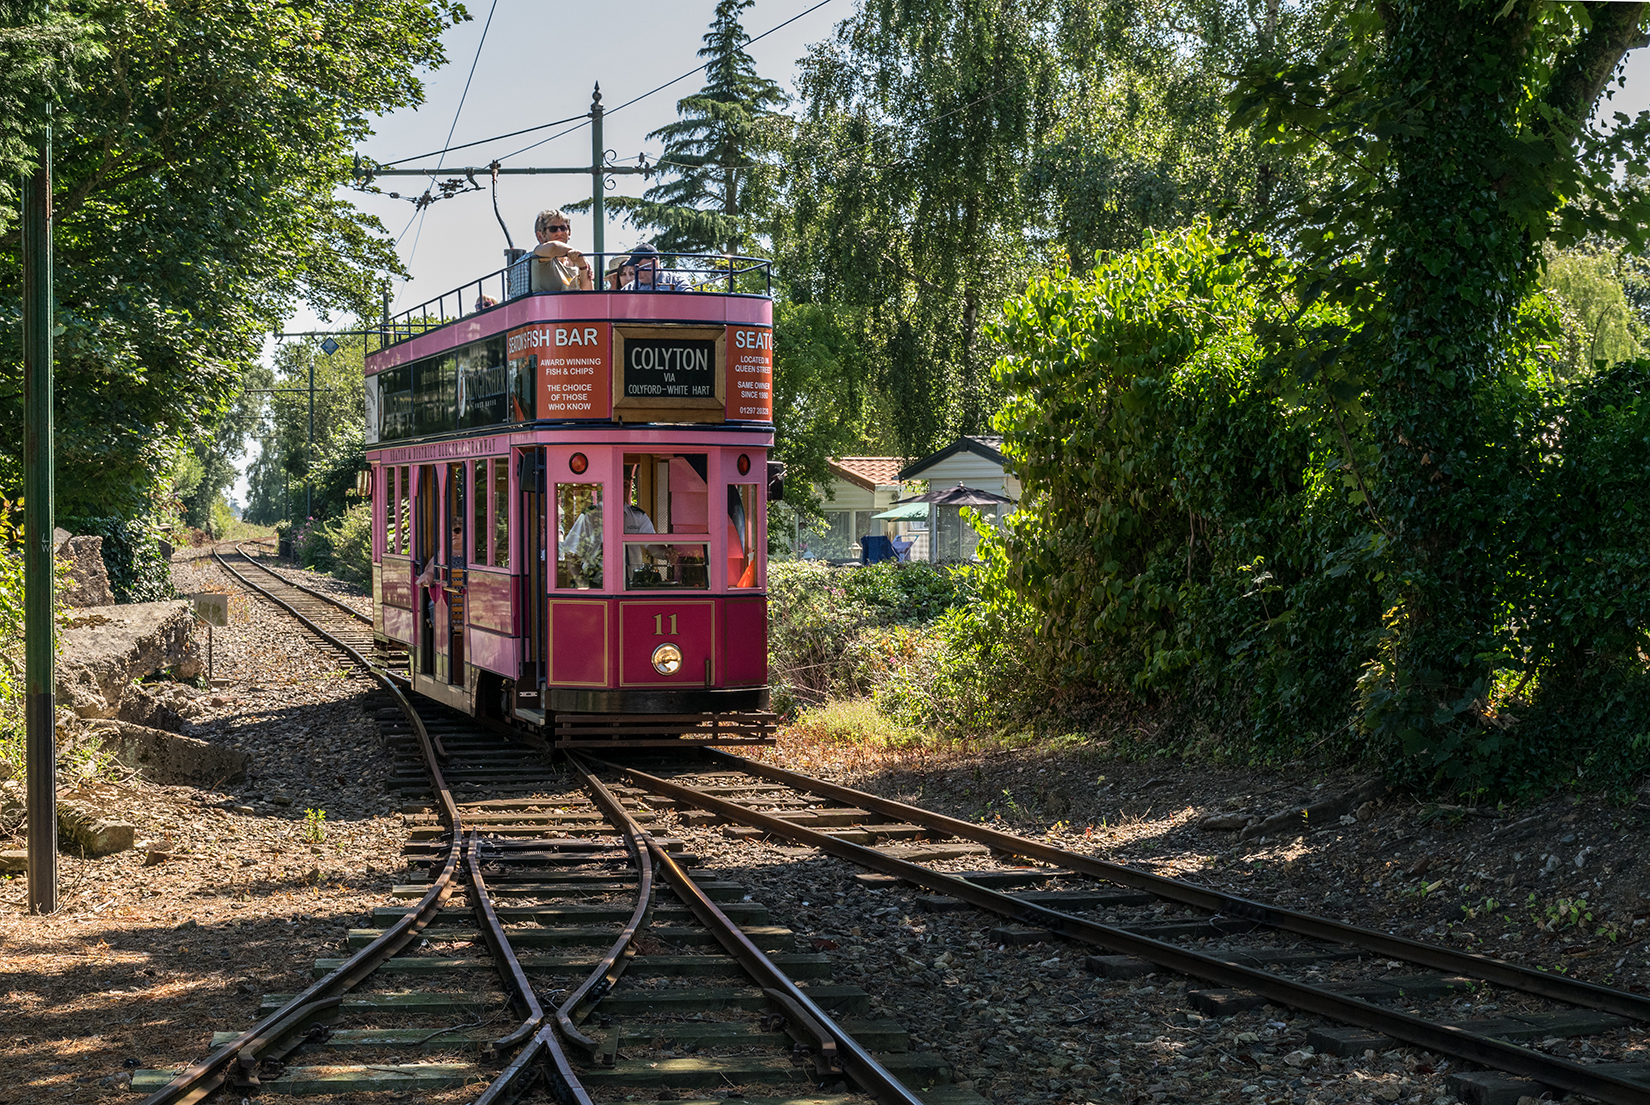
<box><xmin>364</xmin><ymin>252</ymin><xmax>774</xmax><ymax>443</ymax></box>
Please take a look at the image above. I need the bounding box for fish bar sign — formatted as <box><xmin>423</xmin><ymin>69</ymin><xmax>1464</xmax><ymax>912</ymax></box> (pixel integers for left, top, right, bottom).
<box><xmin>725</xmin><ymin>325</ymin><xmax>773</xmax><ymax>422</ymax></box>
<box><xmin>509</xmin><ymin>322</ymin><xmax>612</xmax><ymax>419</ymax></box>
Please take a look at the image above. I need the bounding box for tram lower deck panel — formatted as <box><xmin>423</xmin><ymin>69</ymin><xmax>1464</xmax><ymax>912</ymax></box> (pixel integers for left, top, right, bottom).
<box><xmin>364</xmin><ymin>269</ymin><xmax>777</xmax><ymax>745</ymax></box>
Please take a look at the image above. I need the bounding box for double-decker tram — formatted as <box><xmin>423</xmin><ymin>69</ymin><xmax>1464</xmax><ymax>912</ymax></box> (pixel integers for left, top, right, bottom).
<box><xmin>363</xmin><ymin>251</ymin><xmax>778</xmax><ymax>748</ymax></box>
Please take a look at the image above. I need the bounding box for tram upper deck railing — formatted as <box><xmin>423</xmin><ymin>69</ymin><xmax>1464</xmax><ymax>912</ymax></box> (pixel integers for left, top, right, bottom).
<box><xmin>379</xmin><ymin>251</ymin><xmax>773</xmax><ymax>347</ymax></box>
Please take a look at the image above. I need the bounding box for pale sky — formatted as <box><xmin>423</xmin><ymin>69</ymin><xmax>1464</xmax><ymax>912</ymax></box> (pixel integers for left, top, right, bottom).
<box><xmin>292</xmin><ymin>0</ymin><xmax>840</xmax><ymax>328</ymax></box>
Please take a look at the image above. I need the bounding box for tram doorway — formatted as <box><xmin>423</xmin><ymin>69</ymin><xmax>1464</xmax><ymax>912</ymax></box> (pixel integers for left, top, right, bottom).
<box><xmin>445</xmin><ymin>460</ymin><xmax>467</xmax><ymax>684</ymax></box>
<box><xmin>415</xmin><ymin>464</ymin><xmax>438</xmax><ymax>676</ymax></box>
<box><xmin>518</xmin><ymin>447</ymin><xmax>547</xmax><ymax>703</ymax></box>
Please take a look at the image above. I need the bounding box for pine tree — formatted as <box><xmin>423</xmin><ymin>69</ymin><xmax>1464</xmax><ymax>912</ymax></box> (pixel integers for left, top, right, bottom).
<box><xmin>625</xmin><ymin>0</ymin><xmax>788</xmax><ymax>256</ymax></box>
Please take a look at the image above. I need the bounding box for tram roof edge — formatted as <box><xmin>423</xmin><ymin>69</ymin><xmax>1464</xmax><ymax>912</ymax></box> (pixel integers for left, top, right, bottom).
<box><xmin>365</xmin><ymin>291</ymin><xmax>774</xmax><ymax>375</ymax></box>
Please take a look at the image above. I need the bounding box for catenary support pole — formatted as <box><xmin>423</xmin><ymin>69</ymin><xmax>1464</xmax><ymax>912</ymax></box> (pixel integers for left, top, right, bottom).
<box><xmin>307</xmin><ymin>357</ymin><xmax>315</xmax><ymax>521</ymax></box>
<box><xmin>590</xmin><ymin>84</ymin><xmax>605</xmax><ymax>256</ymax></box>
<box><xmin>23</xmin><ymin>105</ymin><xmax>57</xmax><ymax>914</ymax></box>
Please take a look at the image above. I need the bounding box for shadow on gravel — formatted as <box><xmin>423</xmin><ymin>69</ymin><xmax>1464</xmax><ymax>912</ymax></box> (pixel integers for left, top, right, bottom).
<box><xmin>0</xmin><ymin>874</ymin><xmax>393</xmax><ymax>1104</ymax></box>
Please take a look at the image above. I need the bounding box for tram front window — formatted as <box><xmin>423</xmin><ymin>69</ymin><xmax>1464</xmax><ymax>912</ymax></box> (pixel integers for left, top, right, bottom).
<box><xmin>557</xmin><ymin>483</ymin><xmax>604</xmax><ymax>589</ymax></box>
<box><xmin>621</xmin><ymin>453</ymin><xmax>710</xmax><ymax>590</ymax></box>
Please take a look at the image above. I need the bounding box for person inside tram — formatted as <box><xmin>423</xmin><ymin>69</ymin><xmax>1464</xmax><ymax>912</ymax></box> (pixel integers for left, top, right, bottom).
<box><xmin>621</xmin><ymin>243</ymin><xmax>689</xmax><ymax>292</ymax></box>
<box><xmin>560</xmin><ymin>467</ymin><xmax>669</xmax><ymax>587</ymax></box>
<box><xmin>529</xmin><ymin>208</ymin><xmax>594</xmax><ymax>292</ymax></box>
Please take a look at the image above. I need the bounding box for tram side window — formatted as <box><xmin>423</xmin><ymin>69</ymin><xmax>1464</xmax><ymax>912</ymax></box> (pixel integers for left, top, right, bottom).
<box><xmin>397</xmin><ymin>465</ymin><xmax>411</xmax><ymax>555</ymax></box>
<box><xmin>472</xmin><ymin>460</ymin><xmax>489</xmax><ymax>566</ymax></box>
<box><xmin>556</xmin><ymin>483</ymin><xmax>603</xmax><ymax>589</ymax></box>
<box><xmin>728</xmin><ymin>484</ymin><xmax>759</xmax><ymax>588</ymax></box>
<box><xmin>383</xmin><ymin>466</ymin><xmax>397</xmax><ymax>558</ymax></box>
<box><xmin>493</xmin><ymin>460</ymin><xmax>510</xmax><ymax>569</ymax></box>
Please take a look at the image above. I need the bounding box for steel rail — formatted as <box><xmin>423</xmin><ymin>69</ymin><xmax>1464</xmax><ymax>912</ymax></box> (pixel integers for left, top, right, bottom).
<box><xmin>143</xmin><ymin>566</ymin><xmax>465</xmax><ymax>1103</ymax></box>
<box><xmin>465</xmin><ymin>828</ymin><xmax>545</xmax><ymax>1053</ymax></box>
<box><xmin>138</xmin><ymin>835</ymin><xmax>463</xmax><ymax>1105</ymax></box>
<box><xmin>213</xmin><ymin>547</ymin><xmax>456</xmax><ymax>818</ymax></box>
<box><xmin>610</xmin><ymin>759</ymin><xmax>1650</xmax><ymax>1105</ymax></box>
<box><xmin>709</xmin><ymin>750</ymin><xmax>1650</xmax><ymax>1023</ymax></box>
<box><xmin>572</xmin><ymin>755</ymin><xmax>928</xmax><ymax>1105</ymax></box>
<box><xmin>554</xmin><ymin>759</ymin><xmax>655</xmax><ymax>1058</ymax></box>
<box><xmin>230</xmin><ymin>544</ymin><xmax>374</xmax><ymax>624</ymax></box>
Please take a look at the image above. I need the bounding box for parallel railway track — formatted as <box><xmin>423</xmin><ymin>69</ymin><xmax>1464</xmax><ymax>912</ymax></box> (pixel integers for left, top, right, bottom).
<box><xmin>134</xmin><ymin>548</ymin><xmax>1650</xmax><ymax>1104</ymax></box>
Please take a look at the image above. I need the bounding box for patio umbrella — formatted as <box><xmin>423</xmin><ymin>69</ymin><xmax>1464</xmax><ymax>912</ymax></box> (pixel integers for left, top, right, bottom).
<box><xmin>894</xmin><ymin>482</ymin><xmax>1015</xmax><ymax>507</ymax></box>
<box><xmin>871</xmin><ymin>501</ymin><xmax>929</xmax><ymax>521</ymax></box>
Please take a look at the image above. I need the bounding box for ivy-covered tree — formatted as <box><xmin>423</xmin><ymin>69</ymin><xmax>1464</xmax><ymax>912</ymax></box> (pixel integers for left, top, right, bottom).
<box><xmin>0</xmin><ymin>0</ymin><xmax>466</xmax><ymax>526</ymax></box>
<box><xmin>1227</xmin><ymin>1</ymin><xmax>1650</xmax><ymax>786</ymax></box>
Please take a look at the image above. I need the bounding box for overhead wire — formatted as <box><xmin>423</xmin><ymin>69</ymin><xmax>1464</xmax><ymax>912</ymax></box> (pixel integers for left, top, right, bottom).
<box><xmin>489</xmin><ymin>0</ymin><xmax>838</xmax><ymax>163</ymax></box>
<box><xmin>400</xmin><ymin>0</ymin><xmax>500</xmax><ymax>304</ymax></box>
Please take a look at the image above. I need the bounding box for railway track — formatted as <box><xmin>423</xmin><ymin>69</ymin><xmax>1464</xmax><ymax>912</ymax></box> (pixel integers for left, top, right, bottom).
<box><xmin>212</xmin><ymin>543</ymin><xmax>405</xmax><ymax>675</ymax></box>
<box><xmin>136</xmin><ymin>553</ymin><xmax>962</xmax><ymax>1104</ymax></box>
<box><xmin>132</xmin><ymin>551</ymin><xmax>1650</xmax><ymax>1104</ymax></box>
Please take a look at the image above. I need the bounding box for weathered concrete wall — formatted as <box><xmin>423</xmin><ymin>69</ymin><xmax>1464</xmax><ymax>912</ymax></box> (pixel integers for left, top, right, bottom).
<box><xmin>99</xmin><ymin>720</ymin><xmax>248</xmax><ymax>787</ymax></box>
<box><xmin>56</xmin><ymin>602</ymin><xmax>205</xmax><ymax>718</ymax></box>
<box><xmin>57</xmin><ymin>534</ymin><xmax>114</xmax><ymax>608</ymax></box>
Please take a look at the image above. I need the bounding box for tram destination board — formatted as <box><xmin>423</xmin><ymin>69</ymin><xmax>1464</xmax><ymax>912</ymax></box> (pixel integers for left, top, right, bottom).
<box><xmin>623</xmin><ymin>336</ymin><xmax>718</xmax><ymax>399</ymax></box>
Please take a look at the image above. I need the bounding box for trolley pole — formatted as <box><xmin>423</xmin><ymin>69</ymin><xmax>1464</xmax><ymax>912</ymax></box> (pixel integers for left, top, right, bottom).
<box><xmin>22</xmin><ymin>104</ymin><xmax>57</xmax><ymax>914</ymax></box>
<box><xmin>590</xmin><ymin>83</ymin><xmax>605</xmax><ymax>256</ymax></box>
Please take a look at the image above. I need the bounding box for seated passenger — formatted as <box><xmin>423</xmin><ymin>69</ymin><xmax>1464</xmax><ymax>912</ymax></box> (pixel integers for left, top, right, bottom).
<box><xmin>559</xmin><ymin>468</ymin><xmax>664</xmax><ymax>588</ymax></box>
<box><xmin>621</xmin><ymin>243</ymin><xmax>690</xmax><ymax>291</ymax></box>
<box><xmin>603</xmin><ymin>255</ymin><xmax>631</xmax><ymax>290</ymax></box>
<box><xmin>530</xmin><ymin>208</ymin><xmax>594</xmax><ymax>292</ymax></box>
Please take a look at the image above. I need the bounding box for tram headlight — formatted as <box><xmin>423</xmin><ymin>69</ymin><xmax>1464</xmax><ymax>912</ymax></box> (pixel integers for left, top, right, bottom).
<box><xmin>651</xmin><ymin>643</ymin><xmax>683</xmax><ymax>675</ymax></box>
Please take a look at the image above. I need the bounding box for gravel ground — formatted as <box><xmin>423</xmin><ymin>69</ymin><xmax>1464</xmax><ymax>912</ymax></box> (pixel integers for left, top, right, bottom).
<box><xmin>0</xmin><ymin>546</ymin><xmax>406</xmax><ymax>1103</ymax></box>
<box><xmin>2</xmin><ymin>547</ymin><xmax>1645</xmax><ymax>1105</ymax></box>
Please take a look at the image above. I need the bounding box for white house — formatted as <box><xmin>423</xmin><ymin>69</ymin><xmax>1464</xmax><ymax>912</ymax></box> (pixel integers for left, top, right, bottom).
<box><xmin>795</xmin><ymin>456</ymin><xmax>908</xmax><ymax>561</ymax></box>
<box><xmin>898</xmin><ymin>436</ymin><xmax>1021</xmax><ymax>562</ymax></box>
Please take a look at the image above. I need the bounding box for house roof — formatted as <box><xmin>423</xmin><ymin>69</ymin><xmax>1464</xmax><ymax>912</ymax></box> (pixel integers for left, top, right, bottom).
<box><xmin>898</xmin><ymin>435</ymin><xmax>1006</xmax><ymax>481</ymax></box>
<box><xmin>827</xmin><ymin>456</ymin><xmax>906</xmax><ymax>492</ymax></box>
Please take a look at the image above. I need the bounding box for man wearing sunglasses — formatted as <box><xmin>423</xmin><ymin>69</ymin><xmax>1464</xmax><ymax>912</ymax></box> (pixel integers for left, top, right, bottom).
<box><xmin>621</xmin><ymin>242</ymin><xmax>691</xmax><ymax>292</ymax></box>
<box><xmin>530</xmin><ymin>208</ymin><xmax>594</xmax><ymax>292</ymax></box>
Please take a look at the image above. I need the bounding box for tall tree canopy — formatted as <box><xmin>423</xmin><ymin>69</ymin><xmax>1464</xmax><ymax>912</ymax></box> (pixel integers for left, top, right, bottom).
<box><xmin>0</xmin><ymin>0</ymin><xmax>466</xmax><ymax>523</ymax></box>
<box><xmin>775</xmin><ymin>0</ymin><xmax>1314</xmax><ymax>460</ymax></box>
<box><xmin>619</xmin><ymin>0</ymin><xmax>789</xmax><ymax>256</ymax></box>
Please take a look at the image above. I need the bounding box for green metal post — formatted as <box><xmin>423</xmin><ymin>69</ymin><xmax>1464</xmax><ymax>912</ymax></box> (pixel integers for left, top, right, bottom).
<box><xmin>23</xmin><ymin>110</ymin><xmax>56</xmax><ymax>914</ymax></box>
<box><xmin>590</xmin><ymin>84</ymin><xmax>605</xmax><ymax>256</ymax></box>
<box><xmin>306</xmin><ymin>356</ymin><xmax>315</xmax><ymax>521</ymax></box>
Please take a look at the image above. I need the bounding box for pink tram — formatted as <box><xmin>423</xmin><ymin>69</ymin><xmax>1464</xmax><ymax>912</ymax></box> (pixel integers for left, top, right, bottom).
<box><xmin>363</xmin><ymin>254</ymin><xmax>777</xmax><ymax>748</ymax></box>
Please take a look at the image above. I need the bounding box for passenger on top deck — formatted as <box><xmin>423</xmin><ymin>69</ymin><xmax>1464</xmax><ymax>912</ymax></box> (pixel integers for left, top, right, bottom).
<box><xmin>530</xmin><ymin>208</ymin><xmax>594</xmax><ymax>292</ymax></box>
<box><xmin>621</xmin><ymin>243</ymin><xmax>690</xmax><ymax>292</ymax></box>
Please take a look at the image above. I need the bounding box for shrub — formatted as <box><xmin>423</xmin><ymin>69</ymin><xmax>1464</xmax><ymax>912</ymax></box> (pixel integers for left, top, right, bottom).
<box><xmin>787</xmin><ymin>698</ymin><xmax>931</xmax><ymax>751</ymax></box>
<box><xmin>766</xmin><ymin>560</ymin><xmax>968</xmax><ymax>712</ymax></box>
<box><xmin>320</xmin><ymin>501</ymin><xmax>372</xmax><ymax>588</ymax></box>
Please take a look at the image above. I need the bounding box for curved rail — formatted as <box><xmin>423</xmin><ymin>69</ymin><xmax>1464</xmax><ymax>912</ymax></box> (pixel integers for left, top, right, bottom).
<box><xmin>707</xmin><ymin>750</ymin><xmax>1650</xmax><ymax>1023</ymax></box>
<box><xmin>229</xmin><ymin>543</ymin><xmax>373</xmax><ymax>625</ymax></box>
<box><xmin>573</xmin><ymin>755</ymin><xmax>928</xmax><ymax>1105</ymax></box>
<box><xmin>606</xmin><ymin>757</ymin><xmax>1650</xmax><ymax>1105</ymax></box>
<box><xmin>140</xmin><ymin>670</ymin><xmax>462</xmax><ymax>1104</ymax></box>
<box><xmin>214</xmin><ymin>542</ymin><xmax>605</xmax><ymax>1104</ymax></box>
